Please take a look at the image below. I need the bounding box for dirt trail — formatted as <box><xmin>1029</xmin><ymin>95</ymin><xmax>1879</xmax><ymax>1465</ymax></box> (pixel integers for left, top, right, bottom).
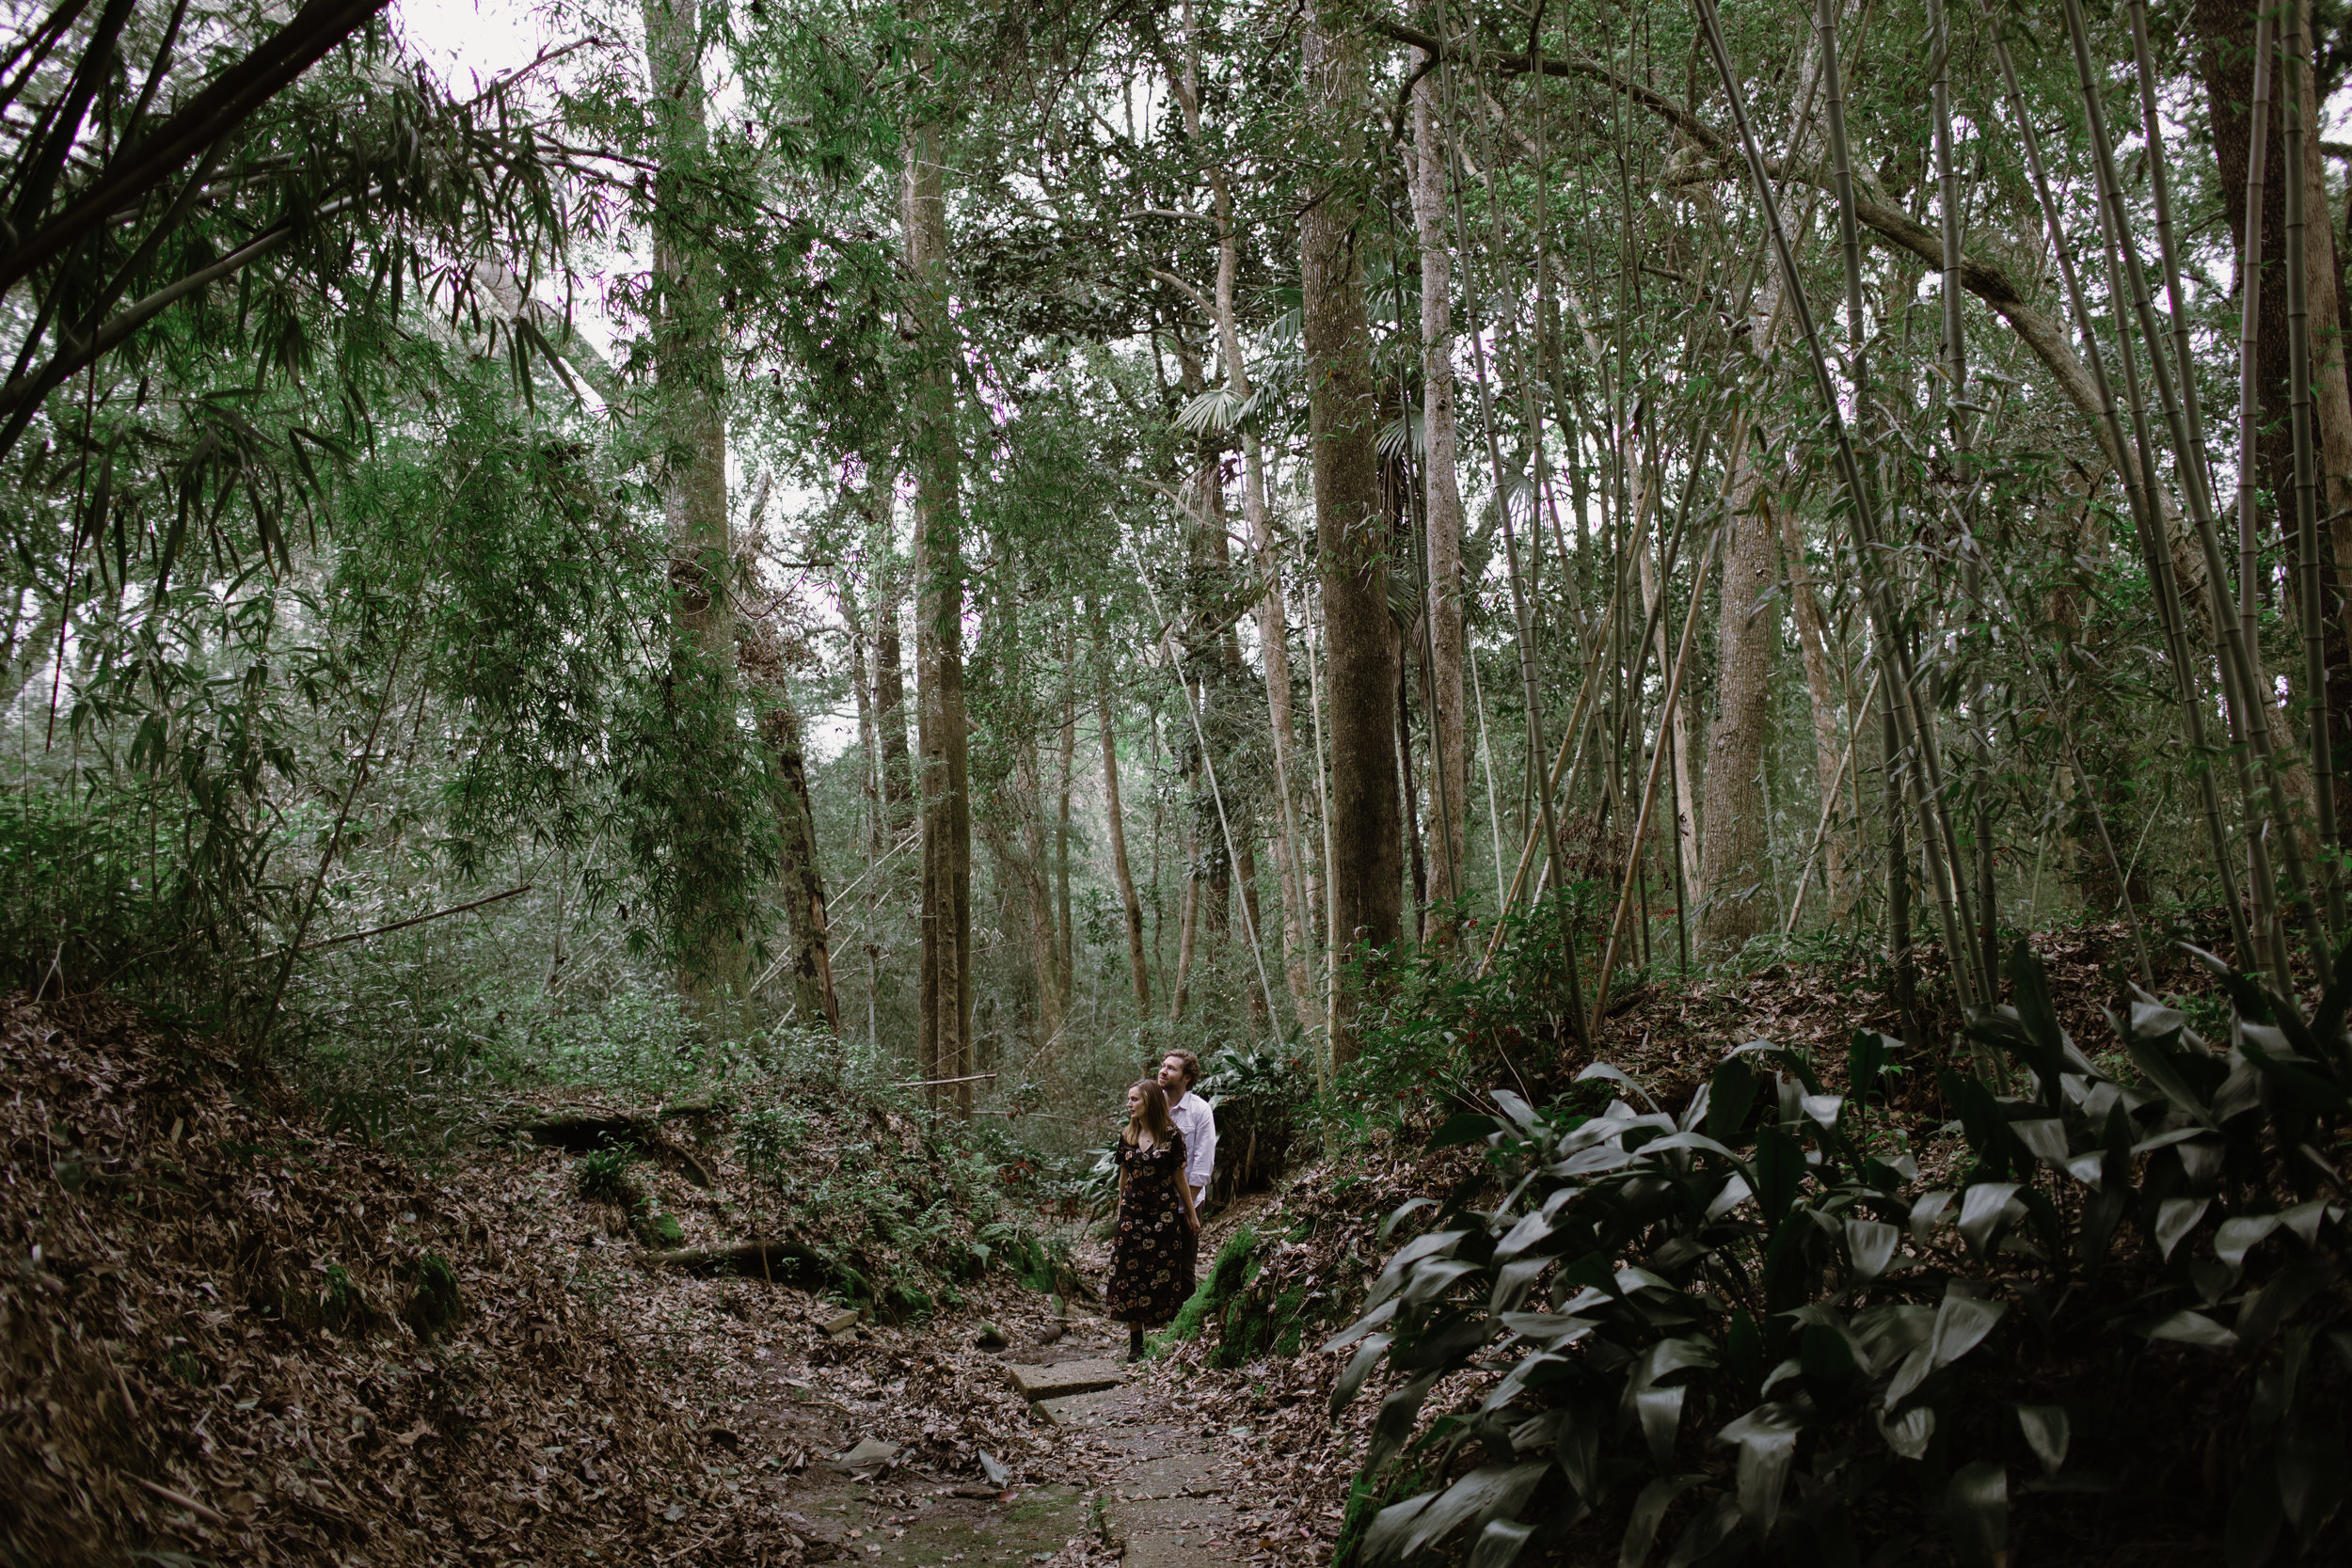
<box><xmin>717</xmin><ymin>1302</ymin><xmax>1303</xmax><ymax>1568</ymax></box>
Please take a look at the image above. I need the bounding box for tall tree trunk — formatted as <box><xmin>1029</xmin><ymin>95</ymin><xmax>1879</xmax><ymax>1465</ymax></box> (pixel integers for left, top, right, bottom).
<box><xmin>1169</xmin><ymin>808</ymin><xmax>1200</xmax><ymax>1022</ymax></box>
<box><xmin>903</xmin><ymin>98</ymin><xmax>973</xmax><ymax>1116</ymax></box>
<box><xmin>1631</xmin><ymin>445</ymin><xmax>1701</xmax><ymax>900</ymax></box>
<box><xmin>1778</xmin><ymin>496</ymin><xmax>1850</xmax><ymax>921</ymax></box>
<box><xmin>873</xmin><ymin>551</ymin><xmax>915</xmax><ymax>846</ymax></box>
<box><xmin>1056</xmin><ymin>629</ymin><xmax>1078</xmax><ymax>1014</ymax></box>
<box><xmin>748</xmin><ymin>660</ymin><xmax>839</xmax><ymax>1030</ymax></box>
<box><xmin>642</xmin><ymin>0</ymin><xmax>742</xmax><ymax>1007</ymax></box>
<box><xmin>1411</xmin><ymin>58</ymin><xmax>1469</xmax><ymax>928</ymax></box>
<box><xmin>1303</xmin><ymin>12</ymin><xmax>1401</xmax><ymax>1062</ymax></box>
<box><xmin>2200</xmin><ymin>0</ymin><xmax>2352</xmax><ymax>536</ymax></box>
<box><xmin>2289</xmin><ymin>12</ymin><xmax>2352</xmax><ymax>829</ymax></box>
<box><xmin>1237</xmin><ymin>837</ymin><xmax>1268</xmax><ymax>1034</ymax></box>
<box><xmin>1252</xmin><ymin>469</ymin><xmax>1317</xmax><ymax>1031</ymax></box>
<box><xmin>1099</xmin><ymin>652</ymin><xmax>1151</xmax><ymax>1018</ymax></box>
<box><xmin>844</xmin><ymin>579</ymin><xmax>883</xmax><ymax>863</ymax></box>
<box><xmin>1161</xmin><ymin>9</ymin><xmax>1318</xmax><ymax>1029</ymax></box>
<box><xmin>2198</xmin><ymin>0</ymin><xmax>2352</xmax><ymax>823</ymax></box>
<box><xmin>1017</xmin><ymin>729</ymin><xmax>1064</xmax><ymax>1049</ymax></box>
<box><xmin>1185</xmin><ymin>432</ymin><xmax>1233</xmax><ymax>943</ymax></box>
<box><xmin>1698</xmin><ymin>459</ymin><xmax>1781</xmax><ymax>956</ymax></box>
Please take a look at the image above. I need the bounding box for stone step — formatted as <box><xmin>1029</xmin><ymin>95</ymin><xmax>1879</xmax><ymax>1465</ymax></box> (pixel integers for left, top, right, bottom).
<box><xmin>1113</xmin><ymin>1454</ymin><xmax>1220</xmax><ymax>1501</ymax></box>
<box><xmin>1034</xmin><ymin>1387</ymin><xmax>1129</xmax><ymax>1427</ymax></box>
<box><xmin>1004</xmin><ymin>1358</ymin><xmax>1125</xmax><ymax>1402</ymax></box>
<box><xmin>1103</xmin><ymin>1493</ymin><xmax>1244</xmax><ymax>1568</ymax></box>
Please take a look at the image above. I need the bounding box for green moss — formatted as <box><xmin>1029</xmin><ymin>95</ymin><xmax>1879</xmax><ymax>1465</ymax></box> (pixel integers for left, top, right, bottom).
<box><xmin>1149</xmin><ymin>1226</ymin><xmax>1258</xmax><ymax>1356</ymax></box>
<box><xmin>1272</xmin><ymin>1287</ymin><xmax>1308</xmax><ymax>1358</ymax></box>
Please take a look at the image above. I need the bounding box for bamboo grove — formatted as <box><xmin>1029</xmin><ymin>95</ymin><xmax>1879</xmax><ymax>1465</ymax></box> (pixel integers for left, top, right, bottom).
<box><xmin>4</xmin><ymin>0</ymin><xmax>2351</xmax><ymax>1121</ymax></box>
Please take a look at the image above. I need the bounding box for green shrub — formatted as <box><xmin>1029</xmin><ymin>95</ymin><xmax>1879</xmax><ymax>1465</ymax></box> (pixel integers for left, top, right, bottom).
<box><xmin>574</xmin><ymin>1144</ymin><xmax>641</xmax><ymax>1206</ymax></box>
<box><xmin>737</xmin><ymin>1104</ymin><xmax>813</xmax><ymax>1182</ymax></box>
<box><xmin>1331</xmin><ymin>941</ymin><xmax>2352</xmax><ymax>1568</ymax></box>
<box><xmin>405</xmin><ymin>1252</ymin><xmax>462</xmax><ymax>1338</ymax></box>
<box><xmin>1198</xmin><ymin>1043</ymin><xmax>1309</xmax><ymax>1203</ymax></box>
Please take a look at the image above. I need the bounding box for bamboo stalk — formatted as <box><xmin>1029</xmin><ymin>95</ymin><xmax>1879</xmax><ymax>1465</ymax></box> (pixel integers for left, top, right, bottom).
<box><xmin>1126</xmin><ymin>539</ymin><xmax>1282</xmax><ymax>1031</ymax></box>
<box><xmin>1927</xmin><ymin>0</ymin><xmax>1997</xmax><ymax>993</ymax></box>
<box><xmin>2276</xmin><ymin>0</ymin><xmax>2344</xmax><ymax>927</ymax></box>
<box><xmin>1696</xmin><ymin>0</ymin><xmax>1982</xmax><ymax>1016</ymax></box>
<box><xmin>1782</xmin><ymin>667</ymin><xmax>1883</xmax><ymax>941</ymax></box>
<box><xmin>1589</xmin><ymin>516</ymin><xmax>1729</xmax><ymax>1027</ymax></box>
<box><xmin>1804</xmin><ymin>0</ymin><xmax>1984</xmax><ymax>1013</ymax></box>
<box><xmin>1985</xmin><ymin>14</ymin><xmax>2255</xmax><ymax>969</ymax></box>
<box><xmin>2122</xmin><ymin>0</ymin><xmax>2322</xmax><ymax>978</ymax></box>
<box><xmin>2066</xmin><ymin>0</ymin><xmax>2314</xmax><ymax>995</ymax></box>
<box><xmin>1441</xmin><ymin>32</ymin><xmax>1589</xmax><ymax>1041</ymax></box>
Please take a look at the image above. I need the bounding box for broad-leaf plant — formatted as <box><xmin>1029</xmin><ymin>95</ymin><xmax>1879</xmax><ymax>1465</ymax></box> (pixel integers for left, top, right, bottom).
<box><xmin>1330</xmin><ymin>943</ymin><xmax>2351</xmax><ymax>1566</ymax></box>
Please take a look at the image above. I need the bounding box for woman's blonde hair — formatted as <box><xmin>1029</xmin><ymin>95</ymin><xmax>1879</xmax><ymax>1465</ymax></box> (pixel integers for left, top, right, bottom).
<box><xmin>1124</xmin><ymin>1079</ymin><xmax>1176</xmax><ymax>1146</ymax></box>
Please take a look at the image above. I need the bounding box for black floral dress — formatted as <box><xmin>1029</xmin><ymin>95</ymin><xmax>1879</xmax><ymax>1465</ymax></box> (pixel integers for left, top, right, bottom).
<box><xmin>1104</xmin><ymin>1131</ymin><xmax>1197</xmax><ymax>1326</ymax></box>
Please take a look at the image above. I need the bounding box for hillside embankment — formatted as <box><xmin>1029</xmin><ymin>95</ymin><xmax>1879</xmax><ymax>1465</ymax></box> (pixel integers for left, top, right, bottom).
<box><xmin>8</xmin><ymin>923</ymin><xmax>2265</xmax><ymax>1568</ymax></box>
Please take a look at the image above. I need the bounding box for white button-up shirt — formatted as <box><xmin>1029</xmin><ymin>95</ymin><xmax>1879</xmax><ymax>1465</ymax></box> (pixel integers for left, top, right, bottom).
<box><xmin>1167</xmin><ymin>1088</ymin><xmax>1216</xmax><ymax>1204</ymax></box>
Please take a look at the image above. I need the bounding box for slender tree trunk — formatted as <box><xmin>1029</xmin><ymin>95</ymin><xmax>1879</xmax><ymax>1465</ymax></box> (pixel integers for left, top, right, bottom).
<box><xmin>2288</xmin><ymin>13</ymin><xmax>2352</xmax><ymax>830</ymax></box>
<box><xmin>1303</xmin><ymin>13</ymin><xmax>1401</xmax><ymax>1062</ymax></box>
<box><xmin>1017</xmin><ymin>735</ymin><xmax>1063</xmax><ymax>1050</ymax></box>
<box><xmin>1399</xmin><ymin>652</ymin><xmax>1426</xmax><ymax>936</ymax></box>
<box><xmin>1252</xmin><ymin>463</ymin><xmax>1317</xmax><ymax>1033</ymax></box>
<box><xmin>1778</xmin><ymin>496</ymin><xmax>1850</xmax><ymax>920</ymax></box>
<box><xmin>1163</xmin><ymin>13</ymin><xmax>1318</xmax><ymax>1029</ymax></box>
<box><xmin>903</xmin><ymin>94</ymin><xmax>973</xmax><ymax>1116</ymax></box>
<box><xmin>1099</xmin><ymin>656</ymin><xmax>1151</xmax><ymax>1018</ymax></box>
<box><xmin>1699</xmin><ymin>457</ymin><xmax>1781</xmax><ymax>956</ymax></box>
<box><xmin>1188</xmin><ymin>437</ymin><xmax>1233</xmax><ymax>943</ymax></box>
<box><xmin>642</xmin><ymin>0</ymin><xmax>742</xmax><ymax>1008</ymax></box>
<box><xmin>1169</xmin><ymin>808</ymin><xmax>1200</xmax><ymax>1022</ymax></box>
<box><xmin>1055</xmin><ymin>630</ymin><xmax>1077</xmax><ymax>1014</ymax></box>
<box><xmin>2194</xmin><ymin>0</ymin><xmax>2346</xmax><ymax>833</ymax></box>
<box><xmin>1411</xmin><ymin>58</ymin><xmax>1469</xmax><ymax>927</ymax></box>
<box><xmin>869</xmin><ymin>480</ymin><xmax>916</xmax><ymax>846</ymax></box>
<box><xmin>750</xmin><ymin>669</ymin><xmax>839</xmax><ymax>1030</ymax></box>
<box><xmin>872</xmin><ymin>572</ymin><xmax>916</xmax><ymax>850</ymax></box>
<box><xmin>844</xmin><ymin>580</ymin><xmax>882</xmax><ymax>863</ymax></box>
<box><xmin>1631</xmin><ymin>448</ymin><xmax>1701</xmax><ymax>900</ymax></box>
<box><xmin>1237</xmin><ymin>836</ymin><xmax>1268</xmax><ymax>1033</ymax></box>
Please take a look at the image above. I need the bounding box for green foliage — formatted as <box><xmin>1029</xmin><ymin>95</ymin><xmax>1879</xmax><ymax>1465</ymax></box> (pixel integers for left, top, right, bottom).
<box><xmin>1199</xmin><ymin>1040</ymin><xmax>1310</xmax><ymax>1114</ymax></box>
<box><xmin>318</xmin><ymin>1263</ymin><xmax>365</xmax><ymax>1331</ymax></box>
<box><xmin>1200</xmin><ymin>1041</ymin><xmax>1310</xmax><ymax>1202</ymax></box>
<box><xmin>1332</xmin><ymin>942</ymin><xmax>2352</xmax><ymax>1568</ymax></box>
<box><xmin>0</xmin><ymin>784</ymin><xmax>204</xmax><ymax>999</ymax></box>
<box><xmin>404</xmin><ymin>1253</ymin><xmax>463</xmax><ymax>1338</ymax></box>
<box><xmin>737</xmin><ymin>1105</ymin><xmax>815</xmax><ymax>1183</ymax></box>
<box><xmin>1332</xmin><ymin>895</ymin><xmax>1591</xmax><ymax>1135</ymax></box>
<box><xmin>1154</xmin><ymin>1226</ymin><xmax>1261</xmax><ymax>1358</ymax></box>
<box><xmin>731</xmin><ymin>1084</ymin><xmax>1073</xmax><ymax>1315</ymax></box>
<box><xmin>573</xmin><ymin>1145</ymin><xmax>642</xmax><ymax>1208</ymax></box>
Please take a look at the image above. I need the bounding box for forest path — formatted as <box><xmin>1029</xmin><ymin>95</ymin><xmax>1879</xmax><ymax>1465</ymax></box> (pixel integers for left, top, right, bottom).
<box><xmin>726</xmin><ymin>1309</ymin><xmax>1251</xmax><ymax>1568</ymax></box>
<box><xmin>1035</xmin><ymin>1366</ymin><xmax>1247</xmax><ymax>1568</ymax></box>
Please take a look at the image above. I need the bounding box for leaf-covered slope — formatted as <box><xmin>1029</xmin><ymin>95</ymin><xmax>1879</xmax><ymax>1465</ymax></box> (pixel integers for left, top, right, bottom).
<box><xmin>0</xmin><ymin>992</ymin><xmax>1072</xmax><ymax>1565</ymax></box>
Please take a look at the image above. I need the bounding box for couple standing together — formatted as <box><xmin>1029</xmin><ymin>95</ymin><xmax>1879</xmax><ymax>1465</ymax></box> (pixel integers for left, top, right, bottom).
<box><xmin>1104</xmin><ymin>1050</ymin><xmax>1216</xmax><ymax>1362</ymax></box>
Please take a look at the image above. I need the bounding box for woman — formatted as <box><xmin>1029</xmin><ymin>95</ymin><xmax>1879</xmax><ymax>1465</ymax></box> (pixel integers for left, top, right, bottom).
<box><xmin>1104</xmin><ymin>1078</ymin><xmax>1201</xmax><ymax>1362</ymax></box>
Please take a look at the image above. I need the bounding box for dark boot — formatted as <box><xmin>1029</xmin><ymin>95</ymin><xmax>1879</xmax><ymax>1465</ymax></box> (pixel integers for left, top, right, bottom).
<box><xmin>1128</xmin><ymin>1323</ymin><xmax>1145</xmax><ymax>1363</ymax></box>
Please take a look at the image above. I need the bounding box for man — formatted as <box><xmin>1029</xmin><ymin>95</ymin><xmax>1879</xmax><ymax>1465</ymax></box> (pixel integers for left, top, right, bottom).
<box><xmin>1157</xmin><ymin>1050</ymin><xmax>1217</xmax><ymax>1211</ymax></box>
